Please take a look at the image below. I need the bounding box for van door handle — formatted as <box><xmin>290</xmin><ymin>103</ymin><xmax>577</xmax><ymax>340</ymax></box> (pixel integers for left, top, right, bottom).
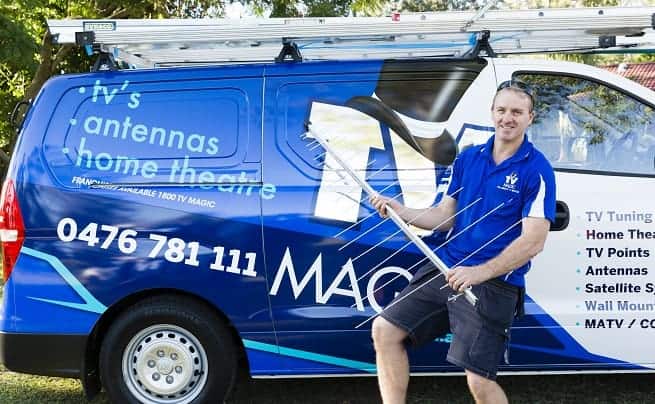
<box><xmin>550</xmin><ymin>200</ymin><xmax>569</xmax><ymax>232</ymax></box>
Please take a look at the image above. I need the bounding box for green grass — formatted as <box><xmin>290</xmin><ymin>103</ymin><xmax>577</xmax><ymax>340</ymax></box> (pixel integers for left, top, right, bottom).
<box><xmin>0</xmin><ymin>365</ymin><xmax>108</xmax><ymax>404</ymax></box>
<box><xmin>1</xmin><ymin>366</ymin><xmax>655</xmax><ymax>403</ymax></box>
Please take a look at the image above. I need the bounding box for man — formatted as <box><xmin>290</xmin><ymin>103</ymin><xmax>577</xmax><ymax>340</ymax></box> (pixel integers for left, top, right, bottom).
<box><xmin>370</xmin><ymin>80</ymin><xmax>556</xmax><ymax>404</ymax></box>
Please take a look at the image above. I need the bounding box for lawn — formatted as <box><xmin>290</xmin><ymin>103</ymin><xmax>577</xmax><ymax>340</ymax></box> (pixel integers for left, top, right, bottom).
<box><xmin>0</xmin><ymin>365</ymin><xmax>108</xmax><ymax>404</ymax></box>
<box><xmin>2</xmin><ymin>364</ymin><xmax>655</xmax><ymax>403</ymax></box>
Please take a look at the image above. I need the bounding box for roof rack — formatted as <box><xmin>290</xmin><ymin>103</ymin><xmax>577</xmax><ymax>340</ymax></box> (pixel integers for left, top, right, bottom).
<box><xmin>47</xmin><ymin>6</ymin><xmax>655</xmax><ymax>69</ymax></box>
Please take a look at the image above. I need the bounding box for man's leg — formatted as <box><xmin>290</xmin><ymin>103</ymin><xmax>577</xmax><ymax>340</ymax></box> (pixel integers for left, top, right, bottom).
<box><xmin>372</xmin><ymin>317</ymin><xmax>409</xmax><ymax>404</ymax></box>
<box><xmin>446</xmin><ymin>280</ymin><xmax>520</xmax><ymax>403</ymax></box>
<box><xmin>465</xmin><ymin>370</ymin><xmax>508</xmax><ymax>404</ymax></box>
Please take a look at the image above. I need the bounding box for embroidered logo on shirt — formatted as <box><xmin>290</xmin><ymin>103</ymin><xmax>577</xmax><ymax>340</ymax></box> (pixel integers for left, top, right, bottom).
<box><xmin>497</xmin><ymin>171</ymin><xmax>520</xmax><ymax>193</ymax></box>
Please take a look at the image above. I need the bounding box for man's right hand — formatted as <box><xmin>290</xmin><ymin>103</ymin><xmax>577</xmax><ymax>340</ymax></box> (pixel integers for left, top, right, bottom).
<box><xmin>370</xmin><ymin>194</ymin><xmax>403</xmax><ymax>219</ymax></box>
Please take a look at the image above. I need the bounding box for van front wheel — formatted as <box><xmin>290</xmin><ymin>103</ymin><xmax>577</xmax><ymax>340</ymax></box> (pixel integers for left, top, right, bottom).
<box><xmin>99</xmin><ymin>296</ymin><xmax>238</xmax><ymax>404</ymax></box>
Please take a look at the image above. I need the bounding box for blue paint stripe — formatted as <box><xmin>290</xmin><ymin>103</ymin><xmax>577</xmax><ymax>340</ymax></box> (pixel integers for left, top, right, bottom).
<box><xmin>28</xmin><ymin>298</ymin><xmax>104</xmax><ymax>313</ymax></box>
<box><xmin>21</xmin><ymin>246</ymin><xmax>107</xmax><ymax>314</ymax></box>
<box><xmin>19</xmin><ymin>247</ymin><xmax>374</xmax><ymax>372</ymax></box>
<box><xmin>243</xmin><ymin>339</ymin><xmax>376</xmax><ymax>373</ymax></box>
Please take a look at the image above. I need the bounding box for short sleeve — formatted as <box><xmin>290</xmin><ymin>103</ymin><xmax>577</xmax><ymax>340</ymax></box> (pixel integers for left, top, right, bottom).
<box><xmin>522</xmin><ymin>157</ymin><xmax>556</xmax><ymax>222</ymax></box>
<box><xmin>446</xmin><ymin>154</ymin><xmax>464</xmax><ymax>200</ymax></box>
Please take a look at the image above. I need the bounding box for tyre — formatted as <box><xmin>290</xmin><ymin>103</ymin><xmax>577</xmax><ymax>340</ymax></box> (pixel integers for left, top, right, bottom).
<box><xmin>99</xmin><ymin>296</ymin><xmax>238</xmax><ymax>404</ymax></box>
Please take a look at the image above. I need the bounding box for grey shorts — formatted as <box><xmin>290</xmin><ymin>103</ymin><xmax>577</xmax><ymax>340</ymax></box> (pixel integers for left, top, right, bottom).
<box><xmin>378</xmin><ymin>265</ymin><xmax>521</xmax><ymax>380</ymax></box>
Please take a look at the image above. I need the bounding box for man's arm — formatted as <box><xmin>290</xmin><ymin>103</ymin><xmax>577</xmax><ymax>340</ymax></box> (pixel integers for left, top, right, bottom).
<box><xmin>446</xmin><ymin>216</ymin><xmax>550</xmax><ymax>292</ymax></box>
<box><xmin>370</xmin><ymin>194</ymin><xmax>458</xmax><ymax>232</ymax></box>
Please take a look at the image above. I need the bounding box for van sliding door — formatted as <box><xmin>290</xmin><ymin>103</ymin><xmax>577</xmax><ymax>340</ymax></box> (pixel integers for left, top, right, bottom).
<box><xmin>260</xmin><ymin>59</ymin><xmax>497</xmax><ymax>375</ymax></box>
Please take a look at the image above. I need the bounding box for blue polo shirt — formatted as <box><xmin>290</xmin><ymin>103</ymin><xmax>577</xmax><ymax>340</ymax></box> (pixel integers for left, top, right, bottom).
<box><xmin>436</xmin><ymin>135</ymin><xmax>556</xmax><ymax>287</ymax></box>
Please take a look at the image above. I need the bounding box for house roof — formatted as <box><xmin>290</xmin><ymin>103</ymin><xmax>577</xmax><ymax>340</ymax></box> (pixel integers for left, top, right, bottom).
<box><xmin>602</xmin><ymin>62</ymin><xmax>655</xmax><ymax>90</ymax></box>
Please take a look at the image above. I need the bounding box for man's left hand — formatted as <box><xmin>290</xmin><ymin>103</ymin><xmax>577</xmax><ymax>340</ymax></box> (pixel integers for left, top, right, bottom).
<box><xmin>446</xmin><ymin>265</ymin><xmax>491</xmax><ymax>293</ymax></box>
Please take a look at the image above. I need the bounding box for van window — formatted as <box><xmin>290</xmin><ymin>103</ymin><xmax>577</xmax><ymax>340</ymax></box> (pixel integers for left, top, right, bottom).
<box><xmin>275</xmin><ymin>61</ymin><xmax>485</xmax><ymax>181</ymax></box>
<box><xmin>44</xmin><ymin>84</ymin><xmax>252</xmax><ymax>187</ymax></box>
<box><xmin>270</xmin><ymin>61</ymin><xmax>485</xmax><ymax>224</ymax></box>
<box><xmin>516</xmin><ymin>73</ymin><xmax>655</xmax><ymax>175</ymax></box>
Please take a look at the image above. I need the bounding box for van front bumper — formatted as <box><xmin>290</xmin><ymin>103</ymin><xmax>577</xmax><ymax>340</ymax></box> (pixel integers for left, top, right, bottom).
<box><xmin>0</xmin><ymin>331</ymin><xmax>87</xmax><ymax>378</ymax></box>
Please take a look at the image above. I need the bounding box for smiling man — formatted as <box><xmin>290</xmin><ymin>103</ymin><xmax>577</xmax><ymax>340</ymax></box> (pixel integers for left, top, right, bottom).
<box><xmin>370</xmin><ymin>81</ymin><xmax>557</xmax><ymax>404</ymax></box>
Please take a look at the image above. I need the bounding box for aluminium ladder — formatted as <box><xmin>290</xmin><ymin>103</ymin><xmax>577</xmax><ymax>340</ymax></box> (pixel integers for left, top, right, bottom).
<box><xmin>47</xmin><ymin>6</ymin><xmax>655</xmax><ymax>69</ymax></box>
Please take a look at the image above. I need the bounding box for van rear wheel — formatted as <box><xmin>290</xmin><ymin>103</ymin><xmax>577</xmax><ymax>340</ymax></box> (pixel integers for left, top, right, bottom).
<box><xmin>99</xmin><ymin>296</ymin><xmax>238</xmax><ymax>404</ymax></box>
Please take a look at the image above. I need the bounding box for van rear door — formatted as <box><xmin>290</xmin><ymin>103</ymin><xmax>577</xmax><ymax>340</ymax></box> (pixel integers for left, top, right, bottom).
<box><xmin>4</xmin><ymin>67</ymin><xmax>276</xmax><ymax>373</ymax></box>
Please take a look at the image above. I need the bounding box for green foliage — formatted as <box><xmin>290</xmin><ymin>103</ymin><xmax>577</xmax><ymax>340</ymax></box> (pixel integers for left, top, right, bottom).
<box><xmin>268</xmin><ymin>0</ymin><xmax>302</xmax><ymax>17</ymax></box>
<box><xmin>401</xmin><ymin>0</ymin><xmax>448</xmax><ymax>12</ymax></box>
<box><xmin>2</xmin><ymin>363</ymin><xmax>655</xmax><ymax>404</ymax></box>
<box><xmin>502</xmin><ymin>0</ymin><xmax>620</xmax><ymax>7</ymax></box>
<box><xmin>161</xmin><ymin>0</ymin><xmax>224</xmax><ymax>18</ymax></box>
<box><xmin>545</xmin><ymin>52</ymin><xmax>655</xmax><ymax>67</ymax></box>
<box><xmin>581</xmin><ymin>0</ymin><xmax>619</xmax><ymax>6</ymax></box>
<box><xmin>0</xmin><ymin>14</ymin><xmax>38</xmax><ymax>71</ymax></box>
<box><xmin>349</xmin><ymin>0</ymin><xmax>388</xmax><ymax>15</ymax></box>
<box><xmin>304</xmin><ymin>0</ymin><xmax>352</xmax><ymax>17</ymax></box>
<box><xmin>518</xmin><ymin>73</ymin><xmax>654</xmax><ymax>152</ymax></box>
<box><xmin>244</xmin><ymin>0</ymin><xmax>386</xmax><ymax>18</ymax></box>
<box><xmin>401</xmin><ymin>0</ymin><xmax>483</xmax><ymax>12</ymax></box>
<box><xmin>0</xmin><ymin>1</ymin><xmax>53</xmax><ymax>150</ymax></box>
<box><xmin>0</xmin><ymin>1</ymin><xmax>62</xmax><ymax>151</ymax></box>
<box><xmin>0</xmin><ymin>0</ymin><xmax>228</xmax><ymax>160</ymax></box>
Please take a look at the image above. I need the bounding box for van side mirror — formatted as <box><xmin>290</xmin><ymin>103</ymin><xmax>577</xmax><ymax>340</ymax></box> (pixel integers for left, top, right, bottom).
<box><xmin>10</xmin><ymin>100</ymin><xmax>31</xmax><ymax>130</ymax></box>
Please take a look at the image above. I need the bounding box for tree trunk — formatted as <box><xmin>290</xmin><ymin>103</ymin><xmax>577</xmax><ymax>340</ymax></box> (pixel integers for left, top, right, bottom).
<box><xmin>8</xmin><ymin>31</ymin><xmax>72</xmax><ymax>154</ymax></box>
<box><xmin>23</xmin><ymin>31</ymin><xmax>55</xmax><ymax>102</ymax></box>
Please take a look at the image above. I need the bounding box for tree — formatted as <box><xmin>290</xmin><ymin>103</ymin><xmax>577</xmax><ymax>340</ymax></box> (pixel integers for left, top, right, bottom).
<box><xmin>401</xmin><ymin>0</ymin><xmax>485</xmax><ymax>12</ymax></box>
<box><xmin>245</xmin><ymin>0</ymin><xmax>387</xmax><ymax>18</ymax></box>
<box><xmin>0</xmin><ymin>1</ymin><xmax>47</xmax><ymax>158</ymax></box>
<box><xmin>0</xmin><ymin>0</ymin><xmax>227</xmax><ymax>170</ymax></box>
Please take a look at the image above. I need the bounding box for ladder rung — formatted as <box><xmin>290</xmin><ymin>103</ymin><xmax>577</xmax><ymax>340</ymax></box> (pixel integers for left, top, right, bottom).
<box><xmin>49</xmin><ymin>7</ymin><xmax>655</xmax><ymax>44</ymax></box>
<box><xmin>46</xmin><ymin>6</ymin><xmax>655</xmax><ymax>68</ymax></box>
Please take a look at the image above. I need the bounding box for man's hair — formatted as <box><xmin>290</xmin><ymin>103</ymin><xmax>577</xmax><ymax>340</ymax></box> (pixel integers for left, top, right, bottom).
<box><xmin>492</xmin><ymin>80</ymin><xmax>535</xmax><ymax>112</ymax></box>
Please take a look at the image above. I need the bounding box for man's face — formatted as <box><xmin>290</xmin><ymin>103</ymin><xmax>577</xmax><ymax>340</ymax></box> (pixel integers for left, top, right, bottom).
<box><xmin>491</xmin><ymin>89</ymin><xmax>534</xmax><ymax>144</ymax></box>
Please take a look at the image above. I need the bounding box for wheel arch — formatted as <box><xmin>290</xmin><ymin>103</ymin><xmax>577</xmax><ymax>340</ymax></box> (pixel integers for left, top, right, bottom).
<box><xmin>81</xmin><ymin>288</ymin><xmax>249</xmax><ymax>400</ymax></box>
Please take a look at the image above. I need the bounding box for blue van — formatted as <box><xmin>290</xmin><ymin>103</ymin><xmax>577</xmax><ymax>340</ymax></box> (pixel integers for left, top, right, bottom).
<box><xmin>3</xmin><ymin>49</ymin><xmax>655</xmax><ymax>403</ymax></box>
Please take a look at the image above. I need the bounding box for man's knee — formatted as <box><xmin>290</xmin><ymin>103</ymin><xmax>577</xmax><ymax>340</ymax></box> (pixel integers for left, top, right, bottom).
<box><xmin>372</xmin><ymin>317</ymin><xmax>407</xmax><ymax>350</ymax></box>
<box><xmin>465</xmin><ymin>370</ymin><xmax>498</xmax><ymax>398</ymax></box>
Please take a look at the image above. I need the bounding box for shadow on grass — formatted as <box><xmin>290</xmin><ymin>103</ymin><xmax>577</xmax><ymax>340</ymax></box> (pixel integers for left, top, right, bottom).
<box><xmin>2</xmin><ymin>364</ymin><xmax>655</xmax><ymax>403</ymax></box>
<box><xmin>229</xmin><ymin>373</ymin><xmax>655</xmax><ymax>404</ymax></box>
<box><xmin>0</xmin><ymin>366</ymin><xmax>106</xmax><ymax>404</ymax></box>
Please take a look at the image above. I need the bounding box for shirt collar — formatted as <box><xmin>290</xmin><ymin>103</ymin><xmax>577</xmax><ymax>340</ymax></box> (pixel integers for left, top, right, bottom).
<box><xmin>479</xmin><ymin>134</ymin><xmax>533</xmax><ymax>164</ymax></box>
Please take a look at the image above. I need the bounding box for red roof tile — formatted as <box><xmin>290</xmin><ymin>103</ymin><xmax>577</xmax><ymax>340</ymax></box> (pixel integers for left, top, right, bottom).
<box><xmin>602</xmin><ymin>62</ymin><xmax>655</xmax><ymax>91</ymax></box>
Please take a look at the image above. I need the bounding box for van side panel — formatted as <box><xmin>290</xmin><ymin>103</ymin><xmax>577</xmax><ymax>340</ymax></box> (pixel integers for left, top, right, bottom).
<box><xmin>1</xmin><ymin>67</ymin><xmax>276</xmax><ymax>376</ymax></box>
